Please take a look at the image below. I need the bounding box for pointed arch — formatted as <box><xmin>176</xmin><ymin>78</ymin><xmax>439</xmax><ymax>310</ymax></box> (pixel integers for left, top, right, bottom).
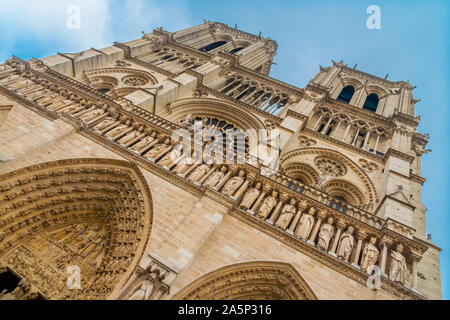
<box><xmin>0</xmin><ymin>158</ymin><xmax>154</xmax><ymax>300</ymax></box>
<box><xmin>172</xmin><ymin>261</ymin><xmax>317</xmax><ymax>300</ymax></box>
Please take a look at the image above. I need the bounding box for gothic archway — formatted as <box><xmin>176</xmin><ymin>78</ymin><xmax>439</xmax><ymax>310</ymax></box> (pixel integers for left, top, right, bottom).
<box><xmin>172</xmin><ymin>261</ymin><xmax>317</xmax><ymax>300</ymax></box>
<box><xmin>0</xmin><ymin>158</ymin><xmax>153</xmax><ymax>300</ymax></box>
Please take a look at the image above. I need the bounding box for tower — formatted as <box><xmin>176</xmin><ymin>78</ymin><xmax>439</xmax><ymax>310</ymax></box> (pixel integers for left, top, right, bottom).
<box><xmin>0</xmin><ymin>21</ymin><xmax>442</xmax><ymax>300</ymax></box>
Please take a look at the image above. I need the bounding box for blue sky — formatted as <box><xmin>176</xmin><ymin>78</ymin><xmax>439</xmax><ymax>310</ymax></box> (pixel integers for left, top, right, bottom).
<box><xmin>1</xmin><ymin>0</ymin><xmax>448</xmax><ymax>299</ymax></box>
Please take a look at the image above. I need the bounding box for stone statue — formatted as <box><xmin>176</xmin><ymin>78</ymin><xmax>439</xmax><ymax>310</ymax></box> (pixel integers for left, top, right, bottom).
<box><xmin>240</xmin><ymin>182</ymin><xmax>261</xmax><ymax>210</ymax></box>
<box><xmin>336</xmin><ymin>226</ymin><xmax>354</xmax><ymax>262</ymax></box>
<box><xmin>361</xmin><ymin>237</ymin><xmax>379</xmax><ymax>273</ymax></box>
<box><xmin>104</xmin><ymin>124</ymin><xmax>129</xmax><ymax>138</ymax></box>
<box><xmin>221</xmin><ymin>170</ymin><xmax>245</xmax><ymax>197</ymax></box>
<box><xmin>187</xmin><ymin>163</ymin><xmax>211</xmax><ymax>182</ymax></box>
<box><xmin>179</xmin><ymin>114</ymin><xmax>193</xmax><ymax>129</ymax></box>
<box><xmin>93</xmin><ymin>117</ymin><xmax>115</xmax><ymax>131</ymax></box>
<box><xmin>275</xmin><ymin>199</ymin><xmax>296</xmax><ymax>230</ymax></box>
<box><xmin>79</xmin><ymin>109</ymin><xmax>104</xmax><ymax>122</ymax></box>
<box><xmin>130</xmin><ymin>132</ymin><xmax>157</xmax><ymax>152</ymax></box>
<box><xmin>295</xmin><ymin>208</ymin><xmax>315</xmax><ymax>240</ymax></box>
<box><xmin>204</xmin><ymin>166</ymin><xmax>227</xmax><ymax>188</ymax></box>
<box><xmin>173</xmin><ymin>155</ymin><xmax>194</xmax><ymax>174</ymax></box>
<box><xmin>128</xmin><ymin>278</ymin><xmax>155</xmax><ymax>300</ymax></box>
<box><xmin>144</xmin><ymin>138</ymin><xmax>170</xmax><ymax>160</ymax></box>
<box><xmin>317</xmin><ymin>217</ymin><xmax>334</xmax><ymax>251</ymax></box>
<box><xmin>389</xmin><ymin>244</ymin><xmax>407</xmax><ymax>284</ymax></box>
<box><xmin>257</xmin><ymin>191</ymin><xmax>278</xmax><ymax>219</ymax></box>
<box><xmin>158</xmin><ymin>143</ymin><xmax>183</xmax><ymax>168</ymax></box>
<box><xmin>117</xmin><ymin>130</ymin><xmax>140</xmax><ymax>145</ymax></box>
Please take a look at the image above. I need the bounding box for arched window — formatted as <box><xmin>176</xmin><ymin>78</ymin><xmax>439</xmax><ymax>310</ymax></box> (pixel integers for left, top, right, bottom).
<box><xmin>337</xmin><ymin>86</ymin><xmax>355</xmax><ymax>104</ymax></box>
<box><xmin>363</xmin><ymin>93</ymin><xmax>379</xmax><ymax>112</ymax></box>
<box><xmin>230</xmin><ymin>47</ymin><xmax>244</xmax><ymax>54</ymax></box>
<box><xmin>98</xmin><ymin>88</ymin><xmax>110</xmax><ymax>94</ymax></box>
<box><xmin>200</xmin><ymin>41</ymin><xmax>227</xmax><ymax>52</ymax></box>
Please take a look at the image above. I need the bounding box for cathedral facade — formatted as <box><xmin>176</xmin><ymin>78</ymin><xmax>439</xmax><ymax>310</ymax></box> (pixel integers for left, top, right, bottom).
<box><xmin>0</xmin><ymin>21</ymin><xmax>442</xmax><ymax>300</ymax></box>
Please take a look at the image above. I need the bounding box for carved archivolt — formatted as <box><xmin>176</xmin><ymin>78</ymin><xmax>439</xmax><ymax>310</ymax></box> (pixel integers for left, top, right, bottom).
<box><xmin>0</xmin><ymin>158</ymin><xmax>154</xmax><ymax>300</ymax></box>
<box><xmin>172</xmin><ymin>261</ymin><xmax>317</xmax><ymax>300</ymax></box>
<box><xmin>323</xmin><ymin>179</ymin><xmax>366</xmax><ymax>206</ymax></box>
<box><xmin>282</xmin><ymin>163</ymin><xmax>320</xmax><ymax>186</ymax></box>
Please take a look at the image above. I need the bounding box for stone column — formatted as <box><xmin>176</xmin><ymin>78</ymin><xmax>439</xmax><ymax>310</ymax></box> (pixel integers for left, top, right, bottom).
<box><xmin>351</xmin><ymin>231</ymin><xmax>367</xmax><ymax>268</ymax></box>
<box><xmin>411</xmin><ymin>251</ymin><xmax>422</xmax><ymax>292</ymax></box>
<box><xmin>249</xmin><ymin>187</ymin><xmax>268</xmax><ymax>214</ymax></box>
<box><xmin>267</xmin><ymin>195</ymin><xmax>286</xmax><ymax>225</ymax></box>
<box><xmin>379</xmin><ymin>237</ymin><xmax>392</xmax><ymax>276</ymax></box>
<box><xmin>287</xmin><ymin>202</ymin><xmax>306</xmax><ymax>235</ymax></box>
<box><xmin>341</xmin><ymin>123</ymin><xmax>351</xmax><ymax>142</ymax></box>
<box><xmin>329</xmin><ymin>220</ymin><xmax>346</xmax><ymax>257</ymax></box>
<box><xmin>308</xmin><ymin>211</ymin><xmax>325</xmax><ymax>245</ymax></box>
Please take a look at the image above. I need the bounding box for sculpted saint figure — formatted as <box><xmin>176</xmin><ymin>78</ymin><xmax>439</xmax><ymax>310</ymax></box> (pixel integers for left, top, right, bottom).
<box><xmin>179</xmin><ymin>114</ymin><xmax>193</xmax><ymax>129</ymax></box>
<box><xmin>104</xmin><ymin>124</ymin><xmax>129</xmax><ymax>138</ymax></box>
<box><xmin>295</xmin><ymin>208</ymin><xmax>315</xmax><ymax>240</ymax></box>
<box><xmin>336</xmin><ymin>226</ymin><xmax>354</xmax><ymax>262</ymax></box>
<box><xmin>187</xmin><ymin>163</ymin><xmax>211</xmax><ymax>182</ymax></box>
<box><xmin>130</xmin><ymin>132</ymin><xmax>157</xmax><ymax>153</ymax></box>
<box><xmin>275</xmin><ymin>199</ymin><xmax>297</xmax><ymax>230</ymax></box>
<box><xmin>317</xmin><ymin>217</ymin><xmax>334</xmax><ymax>251</ymax></box>
<box><xmin>93</xmin><ymin>118</ymin><xmax>116</xmax><ymax>131</ymax></box>
<box><xmin>79</xmin><ymin>109</ymin><xmax>104</xmax><ymax>122</ymax></box>
<box><xmin>144</xmin><ymin>138</ymin><xmax>170</xmax><ymax>160</ymax></box>
<box><xmin>221</xmin><ymin>170</ymin><xmax>245</xmax><ymax>197</ymax></box>
<box><xmin>117</xmin><ymin>130</ymin><xmax>140</xmax><ymax>145</ymax></box>
<box><xmin>361</xmin><ymin>237</ymin><xmax>380</xmax><ymax>273</ymax></box>
<box><xmin>389</xmin><ymin>244</ymin><xmax>407</xmax><ymax>284</ymax></box>
<box><xmin>240</xmin><ymin>182</ymin><xmax>261</xmax><ymax>210</ymax></box>
<box><xmin>173</xmin><ymin>155</ymin><xmax>194</xmax><ymax>175</ymax></box>
<box><xmin>158</xmin><ymin>144</ymin><xmax>183</xmax><ymax>168</ymax></box>
<box><xmin>204</xmin><ymin>167</ymin><xmax>227</xmax><ymax>188</ymax></box>
<box><xmin>129</xmin><ymin>278</ymin><xmax>154</xmax><ymax>300</ymax></box>
<box><xmin>257</xmin><ymin>191</ymin><xmax>278</xmax><ymax>220</ymax></box>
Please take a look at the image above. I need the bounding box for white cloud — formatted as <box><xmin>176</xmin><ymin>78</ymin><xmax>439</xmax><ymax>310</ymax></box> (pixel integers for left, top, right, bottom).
<box><xmin>0</xmin><ymin>0</ymin><xmax>194</xmax><ymax>60</ymax></box>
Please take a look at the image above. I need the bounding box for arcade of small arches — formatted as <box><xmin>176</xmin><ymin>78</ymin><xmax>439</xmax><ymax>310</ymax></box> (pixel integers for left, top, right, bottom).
<box><xmin>214</xmin><ymin>75</ymin><xmax>291</xmax><ymax>115</ymax></box>
<box><xmin>308</xmin><ymin>107</ymin><xmax>389</xmax><ymax>157</ymax></box>
<box><xmin>139</xmin><ymin>46</ymin><xmax>206</xmax><ymax>74</ymax></box>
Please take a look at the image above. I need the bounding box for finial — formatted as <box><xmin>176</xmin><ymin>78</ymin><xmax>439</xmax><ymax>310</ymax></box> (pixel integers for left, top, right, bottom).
<box><xmin>384</xmin><ymin>73</ymin><xmax>388</xmax><ymax>79</ymax></box>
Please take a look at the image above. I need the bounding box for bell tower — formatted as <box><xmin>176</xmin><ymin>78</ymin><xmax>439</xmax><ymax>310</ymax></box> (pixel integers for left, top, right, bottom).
<box><xmin>172</xmin><ymin>21</ymin><xmax>278</xmax><ymax>75</ymax></box>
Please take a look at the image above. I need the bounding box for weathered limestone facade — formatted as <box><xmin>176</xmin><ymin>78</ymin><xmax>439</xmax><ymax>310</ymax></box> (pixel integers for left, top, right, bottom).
<box><xmin>0</xmin><ymin>21</ymin><xmax>442</xmax><ymax>300</ymax></box>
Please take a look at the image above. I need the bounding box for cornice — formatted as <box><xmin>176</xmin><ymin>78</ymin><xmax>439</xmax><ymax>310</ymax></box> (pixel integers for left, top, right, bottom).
<box><xmin>385</xmin><ymin>148</ymin><xmax>415</xmax><ymax>164</ymax></box>
<box><xmin>334</xmin><ymin>62</ymin><xmax>416</xmax><ymax>90</ymax></box>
